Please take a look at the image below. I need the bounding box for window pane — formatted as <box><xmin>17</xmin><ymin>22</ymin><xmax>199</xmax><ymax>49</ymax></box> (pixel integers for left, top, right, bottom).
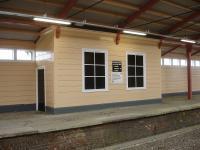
<box><xmin>95</xmin><ymin>53</ymin><xmax>105</xmax><ymax>64</ymax></box>
<box><xmin>163</xmin><ymin>58</ymin><xmax>171</xmax><ymax>66</ymax></box>
<box><xmin>128</xmin><ymin>66</ymin><xmax>135</xmax><ymax>76</ymax></box>
<box><xmin>128</xmin><ymin>55</ymin><xmax>135</xmax><ymax>65</ymax></box>
<box><xmin>96</xmin><ymin>77</ymin><xmax>105</xmax><ymax>89</ymax></box>
<box><xmin>95</xmin><ymin>66</ymin><xmax>105</xmax><ymax>76</ymax></box>
<box><xmin>191</xmin><ymin>60</ymin><xmax>195</xmax><ymax>67</ymax></box>
<box><xmin>195</xmin><ymin>61</ymin><xmax>200</xmax><ymax>67</ymax></box>
<box><xmin>136</xmin><ymin>67</ymin><xmax>143</xmax><ymax>76</ymax></box>
<box><xmin>0</xmin><ymin>49</ymin><xmax>14</xmax><ymax>60</ymax></box>
<box><xmin>85</xmin><ymin>77</ymin><xmax>94</xmax><ymax>89</ymax></box>
<box><xmin>136</xmin><ymin>77</ymin><xmax>144</xmax><ymax>87</ymax></box>
<box><xmin>136</xmin><ymin>55</ymin><xmax>143</xmax><ymax>66</ymax></box>
<box><xmin>84</xmin><ymin>52</ymin><xmax>94</xmax><ymax>64</ymax></box>
<box><xmin>85</xmin><ymin>65</ymin><xmax>94</xmax><ymax>76</ymax></box>
<box><xmin>128</xmin><ymin>77</ymin><xmax>136</xmax><ymax>88</ymax></box>
<box><xmin>17</xmin><ymin>50</ymin><xmax>32</xmax><ymax>60</ymax></box>
<box><xmin>180</xmin><ymin>59</ymin><xmax>187</xmax><ymax>66</ymax></box>
<box><xmin>161</xmin><ymin>59</ymin><xmax>163</xmax><ymax>65</ymax></box>
<box><xmin>36</xmin><ymin>51</ymin><xmax>52</xmax><ymax>61</ymax></box>
<box><xmin>172</xmin><ymin>59</ymin><xmax>179</xmax><ymax>66</ymax></box>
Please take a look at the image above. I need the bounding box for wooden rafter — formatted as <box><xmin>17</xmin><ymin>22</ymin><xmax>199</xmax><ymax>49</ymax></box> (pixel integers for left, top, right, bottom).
<box><xmin>160</xmin><ymin>0</ymin><xmax>191</xmax><ymax>11</ymax></box>
<box><xmin>161</xmin><ymin>45</ymin><xmax>181</xmax><ymax>56</ymax></box>
<box><xmin>164</xmin><ymin>12</ymin><xmax>200</xmax><ymax>34</ymax></box>
<box><xmin>22</xmin><ymin>0</ymin><xmax>200</xmax><ymax>27</ymax></box>
<box><xmin>161</xmin><ymin>35</ymin><xmax>200</xmax><ymax>56</ymax></box>
<box><xmin>58</xmin><ymin>0</ymin><xmax>77</xmax><ymax>18</ymax></box>
<box><xmin>115</xmin><ymin>0</ymin><xmax>159</xmax><ymax>44</ymax></box>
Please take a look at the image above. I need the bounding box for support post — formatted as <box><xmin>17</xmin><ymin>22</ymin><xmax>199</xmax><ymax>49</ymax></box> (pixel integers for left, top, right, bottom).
<box><xmin>186</xmin><ymin>44</ymin><xmax>192</xmax><ymax>100</ymax></box>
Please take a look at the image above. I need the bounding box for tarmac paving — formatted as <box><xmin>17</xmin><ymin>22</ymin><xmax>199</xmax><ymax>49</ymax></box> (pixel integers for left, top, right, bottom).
<box><xmin>0</xmin><ymin>95</ymin><xmax>200</xmax><ymax>139</ymax></box>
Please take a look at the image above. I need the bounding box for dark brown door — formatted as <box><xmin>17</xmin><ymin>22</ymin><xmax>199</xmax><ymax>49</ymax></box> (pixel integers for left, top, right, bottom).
<box><xmin>37</xmin><ymin>69</ymin><xmax>45</xmax><ymax>111</ymax></box>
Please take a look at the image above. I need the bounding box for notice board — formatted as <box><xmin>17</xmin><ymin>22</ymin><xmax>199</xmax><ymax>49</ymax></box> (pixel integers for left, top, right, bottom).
<box><xmin>112</xmin><ymin>61</ymin><xmax>123</xmax><ymax>84</ymax></box>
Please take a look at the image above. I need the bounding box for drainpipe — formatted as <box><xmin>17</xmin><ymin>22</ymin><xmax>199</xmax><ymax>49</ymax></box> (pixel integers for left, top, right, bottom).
<box><xmin>186</xmin><ymin>44</ymin><xmax>192</xmax><ymax>100</ymax></box>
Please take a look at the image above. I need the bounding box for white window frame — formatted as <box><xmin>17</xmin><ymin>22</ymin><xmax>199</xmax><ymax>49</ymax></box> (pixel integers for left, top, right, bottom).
<box><xmin>172</xmin><ymin>59</ymin><xmax>180</xmax><ymax>66</ymax></box>
<box><xmin>195</xmin><ymin>60</ymin><xmax>200</xmax><ymax>67</ymax></box>
<box><xmin>180</xmin><ymin>59</ymin><xmax>187</xmax><ymax>67</ymax></box>
<box><xmin>82</xmin><ymin>48</ymin><xmax>108</xmax><ymax>92</ymax></box>
<box><xmin>0</xmin><ymin>48</ymin><xmax>35</xmax><ymax>62</ymax></box>
<box><xmin>16</xmin><ymin>49</ymin><xmax>35</xmax><ymax>61</ymax></box>
<box><xmin>0</xmin><ymin>48</ymin><xmax>15</xmax><ymax>61</ymax></box>
<box><xmin>191</xmin><ymin>60</ymin><xmax>195</xmax><ymax>67</ymax></box>
<box><xmin>126</xmin><ymin>52</ymin><xmax>146</xmax><ymax>90</ymax></box>
<box><xmin>163</xmin><ymin>58</ymin><xmax>172</xmax><ymax>66</ymax></box>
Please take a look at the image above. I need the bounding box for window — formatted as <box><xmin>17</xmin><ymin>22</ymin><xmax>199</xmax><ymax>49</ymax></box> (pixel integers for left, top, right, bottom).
<box><xmin>180</xmin><ymin>59</ymin><xmax>187</xmax><ymax>66</ymax></box>
<box><xmin>163</xmin><ymin>58</ymin><xmax>172</xmax><ymax>66</ymax></box>
<box><xmin>83</xmin><ymin>49</ymin><xmax>108</xmax><ymax>92</ymax></box>
<box><xmin>161</xmin><ymin>58</ymin><xmax>163</xmax><ymax>66</ymax></box>
<box><xmin>127</xmin><ymin>53</ymin><xmax>145</xmax><ymax>89</ymax></box>
<box><xmin>191</xmin><ymin>60</ymin><xmax>195</xmax><ymax>67</ymax></box>
<box><xmin>36</xmin><ymin>51</ymin><xmax>52</xmax><ymax>61</ymax></box>
<box><xmin>172</xmin><ymin>59</ymin><xmax>179</xmax><ymax>66</ymax></box>
<box><xmin>0</xmin><ymin>49</ymin><xmax>14</xmax><ymax>60</ymax></box>
<box><xmin>195</xmin><ymin>60</ymin><xmax>200</xmax><ymax>67</ymax></box>
<box><xmin>17</xmin><ymin>50</ymin><xmax>33</xmax><ymax>60</ymax></box>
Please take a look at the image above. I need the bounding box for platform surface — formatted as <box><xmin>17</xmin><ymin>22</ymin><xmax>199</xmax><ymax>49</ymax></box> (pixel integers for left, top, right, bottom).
<box><xmin>1</xmin><ymin>95</ymin><xmax>200</xmax><ymax>139</ymax></box>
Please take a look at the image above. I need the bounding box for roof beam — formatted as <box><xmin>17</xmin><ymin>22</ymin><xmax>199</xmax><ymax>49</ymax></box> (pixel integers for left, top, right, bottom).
<box><xmin>58</xmin><ymin>0</ymin><xmax>77</xmax><ymax>18</ymax></box>
<box><xmin>159</xmin><ymin>11</ymin><xmax>200</xmax><ymax>48</ymax></box>
<box><xmin>162</xmin><ymin>35</ymin><xmax>200</xmax><ymax>56</ymax></box>
<box><xmin>160</xmin><ymin>0</ymin><xmax>191</xmax><ymax>11</ymax></box>
<box><xmin>23</xmin><ymin>0</ymin><xmax>200</xmax><ymax>27</ymax></box>
<box><xmin>161</xmin><ymin>45</ymin><xmax>181</xmax><ymax>56</ymax></box>
<box><xmin>192</xmin><ymin>49</ymin><xmax>200</xmax><ymax>56</ymax></box>
<box><xmin>115</xmin><ymin>0</ymin><xmax>159</xmax><ymax>44</ymax></box>
<box><xmin>103</xmin><ymin>0</ymin><xmax>200</xmax><ymax>27</ymax></box>
<box><xmin>164</xmin><ymin>11</ymin><xmax>200</xmax><ymax>34</ymax></box>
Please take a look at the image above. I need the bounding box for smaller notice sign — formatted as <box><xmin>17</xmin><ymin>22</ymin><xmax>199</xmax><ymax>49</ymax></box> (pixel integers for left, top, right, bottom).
<box><xmin>112</xmin><ymin>61</ymin><xmax>123</xmax><ymax>84</ymax></box>
<box><xmin>112</xmin><ymin>61</ymin><xmax>122</xmax><ymax>72</ymax></box>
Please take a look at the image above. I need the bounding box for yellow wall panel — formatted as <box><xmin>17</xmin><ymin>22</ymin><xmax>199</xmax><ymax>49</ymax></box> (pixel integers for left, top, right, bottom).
<box><xmin>53</xmin><ymin>28</ymin><xmax>161</xmax><ymax>108</ymax></box>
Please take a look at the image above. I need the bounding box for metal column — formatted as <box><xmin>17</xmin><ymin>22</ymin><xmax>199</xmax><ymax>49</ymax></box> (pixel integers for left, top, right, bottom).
<box><xmin>186</xmin><ymin>44</ymin><xmax>192</xmax><ymax>100</ymax></box>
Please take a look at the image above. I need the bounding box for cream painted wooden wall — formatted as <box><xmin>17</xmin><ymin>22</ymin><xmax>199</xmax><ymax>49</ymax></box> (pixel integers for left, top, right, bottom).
<box><xmin>162</xmin><ymin>53</ymin><xmax>200</xmax><ymax>94</ymax></box>
<box><xmin>53</xmin><ymin>28</ymin><xmax>161</xmax><ymax>108</ymax></box>
<box><xmin>0</xmin><ymin>40</ymin><xmax>36</xmax><ymax>106</ymax></box>
<box><xmin>36</xmin><ymin>31</ymin><xmax>55</xmax><ymax>107</ymax></box>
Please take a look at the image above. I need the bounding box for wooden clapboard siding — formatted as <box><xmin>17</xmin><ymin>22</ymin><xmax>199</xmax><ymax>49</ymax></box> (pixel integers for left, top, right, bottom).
<box><xmin>53</xmin><ymin>28</ymin><xmax>161</xmax><ymax>108</ymax></box>
<box><xmin>162</xmin><ymin>53</ymin><xmax>200</xmax><ymax>94</ymax></box>
<box><xmin>0</xmin><ymin>62</ymin><xmax>36</xmax><ymax>105</ymax></box>
<box><xmin>36</xmin><ymin>30</ymin><xmax>54</xmax><ymax>107</ymax></box>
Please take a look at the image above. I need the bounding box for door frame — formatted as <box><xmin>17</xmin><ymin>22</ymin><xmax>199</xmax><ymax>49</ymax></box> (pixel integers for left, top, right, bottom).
<box><xmin>36</xmin><ymin>66</ymin><xmax>46</xmax><ymax>111</ymax></box>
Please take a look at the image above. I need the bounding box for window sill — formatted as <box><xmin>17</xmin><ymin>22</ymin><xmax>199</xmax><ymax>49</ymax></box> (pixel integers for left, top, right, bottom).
<box><xmin>126</xmin><ymin>87</ymin><xmax>146</xmax><ymax>90</ymax></box>
<box><xmin>82</xmin><ymin>89</ymin><xmax>109</xmax><ymax>93</ymax></box>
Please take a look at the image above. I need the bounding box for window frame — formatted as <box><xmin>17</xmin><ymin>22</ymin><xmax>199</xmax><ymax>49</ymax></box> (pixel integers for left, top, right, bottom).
<box><xmin>0</xmin><ymin>48</ymin><xmax>35</xmax><ymax>62</ymax></box>
<box><xmin>0</xmin><ymin>48</ymin><xmax>15</xmax><ymax>61</ymax></box>
<box><xmin>163</xmin><ymin>58</ymin><xmax>172</xmax><ymax>66</ymax></box>
<box><xmin>16</xmin><ymin>49</ymin><xmax>35</xmax><ymax>61</ymax></box>
<box><xmin>126</xmin><ymin>52</ymin><xmax>146</xmax><ymax>90</ymax></box>
<box><xmin>172</xmin><ymin>59</ymin><xmax>180</xmax><ymax>66</ymax></box>
<box><xmin>180</xmin><ymin>59</ymin><xmax>187</xmax><ymax>67</ymax></box>
<box><xmin>82</xmin><ymin>48</ymin><xmax>108</xmax><ymax>92</ymax></box>
<box><xmin>195</xmin><ymin>60</ymin><xmax>200</xmax><ymax>67</ymax></box>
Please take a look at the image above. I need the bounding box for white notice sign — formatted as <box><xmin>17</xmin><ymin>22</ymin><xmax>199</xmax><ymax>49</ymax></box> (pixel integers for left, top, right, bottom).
<box><xmin>112</xmin><ymin>61</ymin><xmax>123</xmax><ymax>84</ymax></box>
<box><xmin>112</xmin><ymin>72</ymin><xmax>123</xmax><ymax>84</ymax></box>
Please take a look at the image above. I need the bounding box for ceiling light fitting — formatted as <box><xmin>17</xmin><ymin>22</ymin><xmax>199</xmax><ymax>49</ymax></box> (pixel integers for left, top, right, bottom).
<box><xmin>180</xmin><ymin>39</ymin><xmax>196</xmax><ymax>44</ymax></box>
<box><xmin>123</xmin><ymin>30</ymin><xmax>147</xmax><ymax>36</ymax></box>
<box><xmin>33</xmin><ymin>17</ymin><xmax>71</xmax><ymax>25</ymax></box>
